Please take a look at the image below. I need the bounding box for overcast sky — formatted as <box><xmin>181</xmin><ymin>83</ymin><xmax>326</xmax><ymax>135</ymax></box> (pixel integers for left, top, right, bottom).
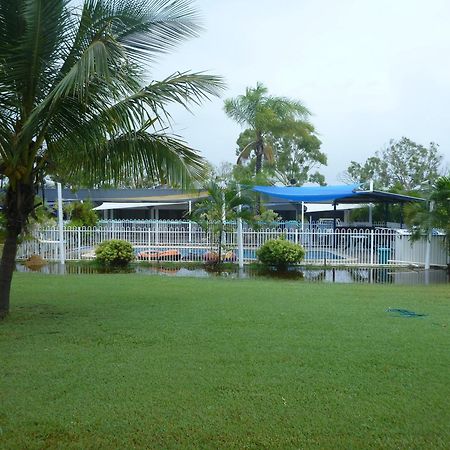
<box><xmin>150</xmin><ymin>0</ymin><xmax>450</xmax><ymax>184</ymax></box>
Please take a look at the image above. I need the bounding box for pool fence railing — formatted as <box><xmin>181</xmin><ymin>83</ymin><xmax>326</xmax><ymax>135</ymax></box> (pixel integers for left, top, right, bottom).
<box><xmin>16</xmin><ymin>220</ymin><xmax>448</xmax><ymax>268</ymax></box>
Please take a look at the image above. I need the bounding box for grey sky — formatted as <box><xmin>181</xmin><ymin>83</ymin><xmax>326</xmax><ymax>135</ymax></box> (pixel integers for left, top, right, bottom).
<box><xmin>151</xmin><ymin>0</ymin><xmax>450</xmax><ymax>183</ymax></box>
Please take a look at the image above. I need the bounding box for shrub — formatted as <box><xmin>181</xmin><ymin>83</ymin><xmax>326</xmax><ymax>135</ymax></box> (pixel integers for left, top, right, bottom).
<box><xmin>257</xmin><ymin>237</ymin><xmax>305</xmax><ymax>269</ymax></box>
<box><xmin>95</xmin><ymin>240</ymin><xmax>134</xmax><ymax>267</ymax></box>
<box><xmin>255</xmin><ymin>208</ymin><xmax>280</xmax><ymax>226</ymax></box>
<box><xmin>66</xmin><ymin>201</ymin><xmax>99</xmax><ymax>227</ymax></box>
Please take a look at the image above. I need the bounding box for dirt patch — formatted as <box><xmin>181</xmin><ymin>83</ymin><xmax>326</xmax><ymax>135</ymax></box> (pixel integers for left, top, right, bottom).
<box><xmin>24</xmin><ymin>254</ymin><xmax>47</xmax><ymax>271</ymax></box>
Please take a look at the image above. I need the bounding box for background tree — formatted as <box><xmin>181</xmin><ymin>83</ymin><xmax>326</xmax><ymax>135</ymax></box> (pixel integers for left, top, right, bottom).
<box><xmin>343</xmin><ymin>137</ymin><xmax>443</xmax><ymax>191</ymax></box>
<box><xmin>0</xmin><ymin>0</ymin><xmax>224</xmax><ymax>318</ymax></box>
<box><xmin>224</xmin><ymin>83</ymin><xmax>323</xmax><ymax>180</ymax></box>
<box><xmin>274</xmin><ymin>123</ymin><xmax>327</xmax><ymax>186</ymax></box>
<box><xmin>65</xmin><ymin>201</ymin><xmax>99</xmax><ymax>228</ymax></box>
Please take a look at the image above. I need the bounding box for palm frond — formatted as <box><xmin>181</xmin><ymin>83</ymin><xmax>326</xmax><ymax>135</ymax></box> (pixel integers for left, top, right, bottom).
<box><xmin>1</xmin><ymin>0</ymin><xmax>223</xmax><ymax>192</ymax></box>
<box><xmin>263</xmin><ymin>143</ymin><xmax>274</xmax><ymax>164</ymax></box>
<box><xmin>57</xmin><ymin>0</ymin><xmax>201</xmax><ymax>78</ymax></box>
<box><xmin>224</xmin><ymin>98</ymin><xmax>252</xmax><ymax>127</ymax></box>
<box><xmin>0</xmin><ymin>0</ymin><xmax>71</xmax><ymax>113</ymax></box>
<box><xmin>47</xmin><ymin>131</ymin><xmax>205</xmax><ymax>188</ymax></box>
<box><xmin>236</xmin><ymin>141</ymin><xmax>255</xmax><ymax>164</ymax></box>
<box><xmin>114</xmin><ymin>0</ymin><xmax>202</xmax><ymax>64</ymax></box>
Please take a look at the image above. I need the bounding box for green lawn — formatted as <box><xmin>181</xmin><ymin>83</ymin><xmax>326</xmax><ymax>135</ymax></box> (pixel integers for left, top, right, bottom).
<box><xmin>1</xmin><ymin>274</ymin><xmax>449</xmax><ymax>449</ymax></box>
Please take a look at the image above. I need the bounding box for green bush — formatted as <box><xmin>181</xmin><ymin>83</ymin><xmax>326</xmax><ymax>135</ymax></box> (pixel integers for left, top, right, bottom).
<box><xmin>95</xmin><ymin>240</ymin><xmax>134</xmax><ymax>267</ymax></box>
<box><xmin>66</xmin><ymin>201</ymin><xmax>98</xmax><ymax>227</ymax></box>
<box><xmin>257</xmin><ymin>237</ymin><xmax>305</xmax><ymax>269</ymax></box>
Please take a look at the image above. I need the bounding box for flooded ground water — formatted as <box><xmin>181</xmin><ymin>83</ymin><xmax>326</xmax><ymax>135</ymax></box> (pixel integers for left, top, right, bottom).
<box><xmin>16</xmin><ymin>262</ymin><xmax>450</xmax><ymax>285</ymax></box>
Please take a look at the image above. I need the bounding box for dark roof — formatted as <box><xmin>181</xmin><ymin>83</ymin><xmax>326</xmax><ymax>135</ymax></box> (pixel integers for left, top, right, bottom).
<box><xmin>334</xmin><ymin>190</ymin><xmax>425</xmax><ymax>204</ymax></box>
<box><xmin>42</xmin><ymin>187</ymin><xmax>206</xmax><ymax>203</ymax></box>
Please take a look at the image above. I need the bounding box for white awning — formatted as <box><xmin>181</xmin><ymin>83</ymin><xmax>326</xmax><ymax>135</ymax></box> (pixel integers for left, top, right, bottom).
<box><xmin>304</xmin><ymin>203</ymin><xmax>363</xmax><ymax>213</ymax></box>
<box><xmin>93</xmin><ymin>202</ymin><xmax>184</xmax><ymax>211</ymax></box>
<box><xmin>265</xmin><ymin>202</ymin><xmax>363</xmax><ymax>213</ymax></box>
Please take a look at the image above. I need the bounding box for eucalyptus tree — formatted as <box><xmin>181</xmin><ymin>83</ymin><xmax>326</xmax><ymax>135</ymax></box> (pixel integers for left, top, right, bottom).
<box><xmin>274</xmin><ymin>122</ymin><xmax>327</xmax><ymax>186</ymax></box>
<box><xmin>223</xmin><ymin>83</ymin><xmax>313</xmax><ymax>176</ymax></box>
<box><xmin>0</xmin><ymin>0</ymin><xmax>224</xmax><ymax>318</ymax></box>
<box><xmin>344</xmin><ymin>137</ymin><xmax>443</xmax><ymax>191</ymax></box>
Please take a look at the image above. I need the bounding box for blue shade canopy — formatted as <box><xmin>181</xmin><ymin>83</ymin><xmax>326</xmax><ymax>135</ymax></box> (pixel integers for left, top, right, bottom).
<box><xmin>253</xmin><ymin>185</ymin><xmax>360</xmax><ymax>202</ymax></box>
<box><xmin>252</xmin><ymin>185</ymin><xmax>424</xmax><ymax>204</ymax></box>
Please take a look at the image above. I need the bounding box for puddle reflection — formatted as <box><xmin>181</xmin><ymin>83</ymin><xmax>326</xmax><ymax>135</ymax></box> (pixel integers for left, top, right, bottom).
<box><xmin>16</xmin><ymin>262</ymin><xmax>450</xmax><ymax>285</ymax></box>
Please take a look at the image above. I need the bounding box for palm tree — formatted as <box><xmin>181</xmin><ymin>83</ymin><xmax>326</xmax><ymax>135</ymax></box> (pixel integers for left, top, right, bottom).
<box><xmin>190</xmin><ymin>181</ymin><xmax>254</xmax><ymax>264</ymax></box>
<box><xmin>0</xmin><ymin>0</ymin><xmax>224</xmax><ymax>318</ymax></box>
<box><xmin>223</xmin><ymin>82</ymin><xmax>311</xmax><ymax>175</ymax></box>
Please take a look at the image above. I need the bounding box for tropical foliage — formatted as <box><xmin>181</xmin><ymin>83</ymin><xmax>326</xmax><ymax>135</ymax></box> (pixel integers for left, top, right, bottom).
<box><xmin>189</xmin><ymin>180</ymin><xmax>254</xmax><ymax>264</ymax></box>
<box><xmin>406</xmin><ymin>176</ymin><xmax>450</xmax><ymax>253</ymax></box>
<box><xmin>0</xmin><ymin>0</ymin><xmax>224</xmax><ymax>317</ymax></box>
<box><xmin>224</xmin><ymin>83</ymin><xmax>325</xmax><ymax>184</ymax></box>
<box><xmin>66</xmin><ymin>201</ymin><xmax>99</xmax><ymax>228</ymax></box>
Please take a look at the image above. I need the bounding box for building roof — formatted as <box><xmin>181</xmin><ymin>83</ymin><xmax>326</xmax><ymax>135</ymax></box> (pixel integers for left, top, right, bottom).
<box><xmin>42</xmin><ymin>187</ymin><xmax>207</xmax><ymax>203</ymax></box>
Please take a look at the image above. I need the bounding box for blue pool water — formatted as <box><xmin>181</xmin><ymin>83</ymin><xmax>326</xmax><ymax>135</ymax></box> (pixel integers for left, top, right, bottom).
<box><xmin>306</xmin><ymin>250</ymin><xmax>344</xmax><ymax>260</ymax></box>
<box><xmin>134</xmin><ymin>248</ymin><xmax>344</xmax><ymax>261</ymax></box>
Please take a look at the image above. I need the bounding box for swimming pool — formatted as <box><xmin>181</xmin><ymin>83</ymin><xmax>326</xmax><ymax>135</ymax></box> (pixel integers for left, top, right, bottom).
<box><xmin>134</xmin><ymin>247</ymin><xmax>345</xmax><ymax>261</ymax></box>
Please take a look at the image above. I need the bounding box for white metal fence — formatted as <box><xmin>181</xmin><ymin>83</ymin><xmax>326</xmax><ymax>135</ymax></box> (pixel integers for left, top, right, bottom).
<box><xmin>17</xmin><ymin>220</ymin><xmax>448</xmax><ymax>267</ymax></box>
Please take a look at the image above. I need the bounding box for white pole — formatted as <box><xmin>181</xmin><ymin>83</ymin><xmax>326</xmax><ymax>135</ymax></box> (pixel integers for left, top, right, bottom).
<box><xmin>425</xmin><ymin>201</ymin><xmax>435</xmax><ymax>270</ymax></box>
<box><xmin>237</xmin><ymin>185</ymin><xmax>244</xmax><ymax>269</ymax></box>
<box><xmin>155</xmin><ymin>208</ymin><xmax>159</xmax><ymax>246</ymax></box>
<box><xmin>57</xmin><ymin>182</ymin><xmax>65</xmax><ymax>265</ymax></box>
<box><xmin>370</xmin><ymin>229</ymin><xmax>374</xmax><ymax>265</ymax></box>
<box><xmin>188</xmin><ymin>200</ymin><xmax>192</xmax><ymax>243</ymax></box>
<box><xmin>301</xmin><ymin>201</ymin><xmax>305</xmax><ymax>232</ymax></box>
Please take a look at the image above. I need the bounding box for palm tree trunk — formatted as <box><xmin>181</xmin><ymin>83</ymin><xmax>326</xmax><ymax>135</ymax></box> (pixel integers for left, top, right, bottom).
<box><xmin>254</xmin><ymin>137</ymin><xmax>264</xmax><ymax>215</ymax></box>
<box><xmin>255</xmin><ymin>152</ymin><xmax>263</xmax><ymax>175</ymax></box>
<box><xmin>255</xmin><ymin>151</ymin><xmax>263</xmax><ymax>215</ymax></box>
<box><xmin>0</xmin><ymin>226</ymin><xmax>20</xmax><ymax>319</ymax></box>
<box><xmin>0</xmin><ymin>181</ymin><xmax>35</xmax><ymax>319</ymax></box>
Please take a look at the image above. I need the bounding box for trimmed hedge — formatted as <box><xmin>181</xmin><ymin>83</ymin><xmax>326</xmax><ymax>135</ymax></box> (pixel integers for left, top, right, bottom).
<box><xmin>257</xmin><ymin>237</ymin><xmax>305</xmax><ymax>269</ymax></box>
<box><xmin>95</xmin><ymin>240</ymin><xmax>134</xmax><ymax>267</ymax></box>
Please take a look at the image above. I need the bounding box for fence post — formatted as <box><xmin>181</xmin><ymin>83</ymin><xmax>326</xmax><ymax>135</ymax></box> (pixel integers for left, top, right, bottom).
<box><xmin>425</xmin><ymin>201</ymin><xmax>435</xmax><ymax>270</ymax></box>
<box><xmin>57</xmin><ymin>182</ymin><xmax>65</xmax><ymax>265</ymax></box>
<box><xmin>77</xmin><ymin>228</ymin><xmax>81</xmax><ymax>260</ymax></box>
<box><xmin>147</xmin><ymin>227</ymin><xmax>151</xmax><ymax>259</ymax></box>
<box><xmin>188</xmin><ymin>201</ymin><xmax>192</xmax><ymax>243</ymax></box>
<box><xmin>237</xmin><ymin>186</ymin><xmax>244</xmax><ymax>269</ymax></box>
<box><xmin>370</xmin><ymin>229</ymin><xmax>374</xmax><ymax>265</ymax></box>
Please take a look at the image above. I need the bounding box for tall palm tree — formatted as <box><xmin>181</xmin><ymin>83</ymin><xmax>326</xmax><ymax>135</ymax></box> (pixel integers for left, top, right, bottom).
<box><xmin>224</xmin><ymin>82</ymin><xmax>310</xmax><ymax>175</ymax></box>
<box><xmin>0</xmin><ymin>0</ymin><xmax>224</xmax><ymax>318</ymax></box>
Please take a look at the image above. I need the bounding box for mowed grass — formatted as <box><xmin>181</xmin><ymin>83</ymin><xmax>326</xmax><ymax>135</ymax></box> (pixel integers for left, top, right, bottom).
<box><xmin>1</xmin><ymin>274</ymin><xmax>449</xmax><ymax>449</ymax></box>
